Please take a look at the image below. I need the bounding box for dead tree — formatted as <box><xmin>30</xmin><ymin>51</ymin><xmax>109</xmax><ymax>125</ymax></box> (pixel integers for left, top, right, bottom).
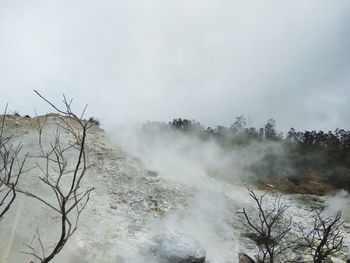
<box><xmin>239</xmin><ymin>189</ymin><xmax>292</xmax><ymax>263</ymax></box>
<box><xmin>0</xmin><ymin>105</ymin><xmax>27</xmax><ymax>221</ymax></box>
<box><xmin>298</xmin><ymin>210</ymin><xmax>344</xmax><ymax>263</ymax></box>
<box><xmin>18</xmin><ymin>91</ymin><xmax>94</xmax><ymax>263</ymax></box>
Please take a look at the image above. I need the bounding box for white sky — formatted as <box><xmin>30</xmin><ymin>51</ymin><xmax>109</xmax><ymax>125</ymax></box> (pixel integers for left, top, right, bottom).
<box><xmin>1</xmin><ymin>0</ymin><xmax>350</xmax><ymax>132</ymax></box>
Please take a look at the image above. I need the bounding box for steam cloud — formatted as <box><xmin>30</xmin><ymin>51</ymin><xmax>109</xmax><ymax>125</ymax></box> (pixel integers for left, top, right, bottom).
<box><xmin>1</xmin><ymin>1</ymin><xmax>350</xmax><ymax>262</ymax></box>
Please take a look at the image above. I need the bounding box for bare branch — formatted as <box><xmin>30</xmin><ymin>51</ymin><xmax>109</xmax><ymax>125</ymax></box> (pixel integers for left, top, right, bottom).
<box><xmin>0</xmin><ymin>107</ymin><xmax>27</xmax><ymax>221</ymax></box>
<box><xmin>20</xmin><ymin>91</ymin><xmax>94</xmax><ymax>263</ymax></box>
<box><xmin>297</xmin><ymin>209</ymin><xmax>344</xmax><ymax>263</ymax></box>
<box><xmin>239</xmin><ymin>189</ymin><xmax>293</xmax><ymax>263</ymax></box>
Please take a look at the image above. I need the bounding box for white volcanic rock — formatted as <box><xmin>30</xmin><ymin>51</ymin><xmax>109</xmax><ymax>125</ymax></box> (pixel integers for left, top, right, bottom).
<box><xmin>0</xmin><ymin>115</ymin><xmax>349</xmax><ymax>263</ymax></box>
<box><xmin>150</xmin><ymin>231</ymin><xmax>206</xmax><ymax>263</ymax></box>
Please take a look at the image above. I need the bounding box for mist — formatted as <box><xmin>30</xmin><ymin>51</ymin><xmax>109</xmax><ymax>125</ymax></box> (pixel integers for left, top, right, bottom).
<box><xmin>105</xmin><ymin>123</ymin><xmax>323</xmax><ymax>262</ymax></box>
<box><xmin>1</xmin><ymin>113</ymin><xmax>350</xmax><ymax>262</ymax></box>
<box><xmin>110</xmin><ymin>123</ymin><xmax>288</xmax><ymax>186</ymax></box>
<box><xmin>107</xmin><ymin>125</ymin><xmax>263</xmax><ymax>261</ymax></box>
<box><xmin>107</xmin><ymin>121</ymin><xmax>350</xmax><ymax>261</ymax></box>
<box><xmin>1</xmin><ymin>1</ymin><xmax>350</xmax><ymax>262</ymax></box>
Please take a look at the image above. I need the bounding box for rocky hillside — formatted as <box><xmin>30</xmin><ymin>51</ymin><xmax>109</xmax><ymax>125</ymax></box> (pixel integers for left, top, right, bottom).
<box><xmin>0</xmin><ymin>115</ymin><xmax>349</xmax><ymax>263</ymax></box>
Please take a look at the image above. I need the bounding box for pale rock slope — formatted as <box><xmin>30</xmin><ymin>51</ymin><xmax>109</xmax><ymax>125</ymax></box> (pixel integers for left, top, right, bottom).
<box><xmin>0</xmin><ymin>115</ymin><xmax>349</xmax><ymax>263</ymax></box>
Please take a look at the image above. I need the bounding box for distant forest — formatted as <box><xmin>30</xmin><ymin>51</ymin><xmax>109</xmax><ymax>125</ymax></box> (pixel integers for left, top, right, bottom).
<box><xmin>143</xmin><ymin>116</ymin><xmax>350</xmax><ymax>195</ymax></box>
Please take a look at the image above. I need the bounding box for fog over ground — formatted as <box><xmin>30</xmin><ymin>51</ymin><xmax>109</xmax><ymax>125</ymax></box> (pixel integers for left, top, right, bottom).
<box><xmin>1</xmin><ymin>3</ymin><xmax>350</xmax><ymax>262</ymax></box>
<box><xmin>1</xmin><ymin>114</ymin><xmax>350</xmax><ymax>263</ymax></box>
<box><xmin>1</xmin><ymin>0</ymin><xmax>350</xmax><ymax>131</ymax></box>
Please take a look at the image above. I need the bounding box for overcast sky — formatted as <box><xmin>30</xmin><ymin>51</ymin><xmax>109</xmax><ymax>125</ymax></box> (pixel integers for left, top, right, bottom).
<box><xmin>1</xmin><ymin>0</ymin><xmax>349</xmax><ymax>132</ymax></box>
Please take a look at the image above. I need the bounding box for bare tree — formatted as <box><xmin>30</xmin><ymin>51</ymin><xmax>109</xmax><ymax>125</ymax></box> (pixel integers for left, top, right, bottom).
<box><xmin>239</xmin><ymin>189</ymin><xmax>292</xmax><ymax>263</ymax></box>
<box><xmin>0</xmin><ymin>105</ymin><xmax>27</xmax><ymax>221</ymax></box>
<box><xmin>298</xmin><ymin>210</ymin><xmax>344</xmax><ymax>263</ymax></box>
<box><xmin>18</xmin><ymin>91</ymin><xmax>94</xmax><ymax>263</ymax></box>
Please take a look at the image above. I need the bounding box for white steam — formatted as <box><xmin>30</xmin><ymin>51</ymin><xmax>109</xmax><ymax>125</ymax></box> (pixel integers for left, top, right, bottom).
<box><xmin>107</xmin><ymin>124</ymin><xmax>290</xmax><ymax>262</ymax></box>
<box><xmin>324</xmin><ymin>190</ymin><xmax>350</xmax><ymax>218</ymax></box>
<box><xmin>1</xmin><ymin>119</ymin><xmax>350</xmax><ymax>263</ymax></box>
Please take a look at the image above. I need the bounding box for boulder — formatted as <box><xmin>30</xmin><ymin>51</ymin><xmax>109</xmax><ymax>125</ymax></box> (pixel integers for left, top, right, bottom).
<box><xmin>152</xmin><ymin>232</ymin><xmax>206</xmax><ymax>263</ymax></box>
<box><xmin>238</xmin><ymin>253</ymin><xmax>255</xmax><ymax>263</ymax></box>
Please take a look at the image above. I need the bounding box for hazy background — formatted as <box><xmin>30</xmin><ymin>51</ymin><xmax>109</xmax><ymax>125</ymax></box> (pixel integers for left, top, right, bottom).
<box><xmin>1</xmin><ymin>0</ymin><xmax>350</xmax><ymax>131</ymax></box>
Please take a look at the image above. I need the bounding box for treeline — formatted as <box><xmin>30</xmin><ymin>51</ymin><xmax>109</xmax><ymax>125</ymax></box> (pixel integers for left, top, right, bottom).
<box><xmin>143</xmin><ymin>116</ymin><xmax>350</xmax><ymax>194</ymax></box>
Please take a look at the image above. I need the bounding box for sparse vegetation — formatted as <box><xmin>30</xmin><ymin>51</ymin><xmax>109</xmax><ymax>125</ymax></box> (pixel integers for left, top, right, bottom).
<box><xmin>239</xmin><ymin>189</ymin><xmax>293</xmax><ymax>263</ymax></box>
<box><xmin>12</xmin><ymin>111</ymin><xmax>20</xmax><ymax>117</ymax></box>
<box><xmin>240</xmin><ymin>189</ymin><xmax>346</xmax><ymax>263</ymax></box>
<box><xmin>143</xmin><ymin>116</ymin><xmax>350</xmax><ymax>194</ymax></box>
<box><xmin>0</xmin><ymin>91</ymin><xmax>94</xmax><ymax>263</ymax></box>
<box><xmin>16</xmin><ymin>91</ymin><xmax>94</xmax><ymax>263</ymax></box>
<box><xmin>0</xmin><ymin>105</ymin><xmax>27</xmax><ymax>221</ymax></box>
<box><xmin>88</xmin><ymin>117</ymin><xmax>100</xmax><ymax>126</ymax></box>
<box><xmin>297</xmin><ymin>210</ymin><xmax>344</xmax><ymax>263</ymax></box>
